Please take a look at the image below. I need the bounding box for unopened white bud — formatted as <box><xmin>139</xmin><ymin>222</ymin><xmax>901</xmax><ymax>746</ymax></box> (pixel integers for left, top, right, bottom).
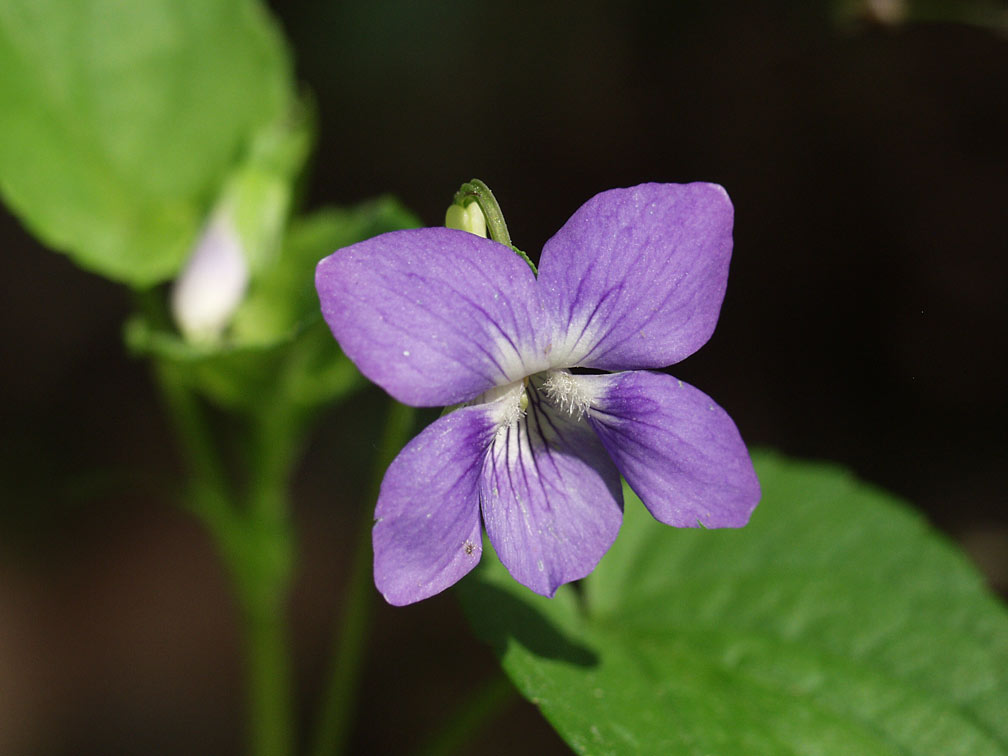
<box><xmin>170</xmin><ymin>211</ymin><xmax>249</xmax><ymax>343</ymax></box>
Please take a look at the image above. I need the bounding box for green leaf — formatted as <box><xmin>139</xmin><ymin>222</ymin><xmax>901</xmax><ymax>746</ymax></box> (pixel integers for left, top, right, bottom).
<box><xmin>458</xmin><ymin>451</ymin><xmax>1008</xmax><ymax>755</ymax></box>
<box><xmin>0</xmin><ymin>0</ymin><xmax>292</xmax><ymax>286</ymax></box>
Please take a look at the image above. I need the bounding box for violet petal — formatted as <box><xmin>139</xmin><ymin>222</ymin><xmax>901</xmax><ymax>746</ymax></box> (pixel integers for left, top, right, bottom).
<box><xmin>316</xmin><ymin>228</ymin><xmax>548</xmax><ymax>407</ymax></box>
<box><xmin>584</xmin><ymin>370</ymin><xmax>760</xmax><ymax>528</ymax></box>
<box><xmin>537</xmin><ymin>183</ymin><xmax>734</xmax><ymax>371</ymax></box>
<box><xmin>480</xmin><ymin>380</ymin><xmax>623</xmax><ymax>597</ymax></box>
<box><xmin>373</xmin><ymin>405</ymin><xmax>497</xmax><ymax>605</ymax></box>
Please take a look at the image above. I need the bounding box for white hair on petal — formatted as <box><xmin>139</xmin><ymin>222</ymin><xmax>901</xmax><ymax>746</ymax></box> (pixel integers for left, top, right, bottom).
<box><xmin>499</xmin><ymin>386</ymin><xmax>526</xmax><ymax>428</ymax></box>
<box><xmin>542</xmin><ymin>370</ymin><xmax>594</xmax><ymax>419</ymax></box>
<box><xmin>476</xmin><ymin>381</ymin><xmax>527</xmax><ymax>429</ymax></box>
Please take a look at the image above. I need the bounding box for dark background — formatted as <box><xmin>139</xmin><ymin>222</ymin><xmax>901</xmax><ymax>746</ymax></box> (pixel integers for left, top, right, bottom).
<box><xmin>1</xmin><ymin>1</ymin><xmax>1006</xmax><ymax>753</ymax></box>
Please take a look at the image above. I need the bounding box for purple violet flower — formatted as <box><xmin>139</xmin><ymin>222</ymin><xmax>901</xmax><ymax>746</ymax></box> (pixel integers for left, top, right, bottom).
<box><xmin>316</xmin><ymin>183</ymin><xmax>760</xmax><ymax>605</ymax></box>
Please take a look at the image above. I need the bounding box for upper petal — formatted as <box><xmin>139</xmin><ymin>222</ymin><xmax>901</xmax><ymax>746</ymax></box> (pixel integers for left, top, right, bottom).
<box><xmin>584</xmin><ymin>370</ymin><xmax>760</xmax><ymax>528</ymax></box>
<box><xmin>537</xmin><ymin>183</ymin><xmax>734</xmax><ymax>371</ymax></box>
<box><xmin>373</xmin><ymin>404</ymin><xmax>498</xmax><ymax>606</ymax></box>
<box><xmin>480</xmin><ymin>379</ymin><xmax>623</xmax><ymax>598</ymax></box>
<box><xmin>316</xmin><ymin>228</ymin><xmax>547</xmax><ymax>407</ymax></box>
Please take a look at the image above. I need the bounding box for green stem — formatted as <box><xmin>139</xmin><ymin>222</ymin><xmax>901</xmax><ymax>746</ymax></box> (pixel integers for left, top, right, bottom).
<box><xmin>453</xmin><ymin>179</ymin><xmax>512</xmax><ymax>246</ymax></box>
<box><xmin>150</xmin><ymin>360</ymin><xmax>236</xmax><ymax>540</ymax></box>
<box><xmin>157</xmin><ymin>372</ymin><xmax>297</xmax><ymax>756</ymax></box>
<box><xmin>239</xmin><ymin>580</ymin><xmax>295</xmax><ymax>756</ymax></box>
<box><xmin>234</xmin><ymin>407</ymin><xmax>299</xmax><ymax>756</ymax></box>
<box><xmin>413</xmin><ymin>671</ymin><xmax>517</xmax><ymax>756</ymax></box>
<box><xmin>135</xmin><ymin>290</ymin><xmax>235</xmax><ymax>542</ymax></box>
<box><xmin>138</xmin><ymin>290</ymin><xmax>297</xmax><ymax>756</ymax></box>
<box><xmin>310</xmin><ymin>400</ymin><xmax>416</xmax><ymax>756</ymax></box>
<box><xmin>452</xmin><ymin>178</ymin><xmax>537</xmax><ymax>274</ymax></box>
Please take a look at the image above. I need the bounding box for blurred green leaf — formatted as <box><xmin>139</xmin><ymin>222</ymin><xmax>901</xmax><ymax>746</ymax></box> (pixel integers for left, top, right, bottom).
<box><xmin>0</xmin><ymin>0</ymin><xmax>292</xmax><ymax>285</ymax></box>
<box><xmin>459</xmin><ymin>451</ymin><xmax>1008</xmax><ymax>755</ymax></box>
<box><xmin>127</xmin><ymin>198</ymin><xmax>420</xmax><ymax>410</ymax></box>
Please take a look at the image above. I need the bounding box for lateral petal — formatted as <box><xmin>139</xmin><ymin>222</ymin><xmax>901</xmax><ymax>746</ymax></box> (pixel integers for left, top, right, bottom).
<box><xmin>373</xmin><ymin>405</ymin><xmax>497</xmax><ymax>606</ymax></box>
<box><xmin>585</xmin><ymin>370</ymin><xmax>760</xmax><ymax>528</ymax></box>
<box><xmin>480</xmin><ymin>380</ymin><xmax>623</xmax><ymax>598</ymax></box>
<box><xmin>316</xmin><ymin>228</ymin><xmax>548</xmax><ymax>407</ymax></box>
<box><xmin>537</xmin><ymin>183</ymin><xmax>734</xmax><ymax>371</ymax></box>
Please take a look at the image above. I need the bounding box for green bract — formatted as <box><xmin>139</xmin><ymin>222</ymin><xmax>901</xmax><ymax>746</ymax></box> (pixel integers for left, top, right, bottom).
<box><xmin>0</xmin><ymin>0</ymin><xmax>291</xmax><ymax>286</ymax></box>
<box><xmin>459</xmin><ymin>451</ymin><xmax>1008</xmax><ymax>755</ymax></box>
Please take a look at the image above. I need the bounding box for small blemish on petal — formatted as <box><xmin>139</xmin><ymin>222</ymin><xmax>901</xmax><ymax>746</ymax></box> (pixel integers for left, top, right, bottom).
<box><xmin>463</xmin><ymin>539</ymin><xmax>476</xmax><ymax>556</ymax></box>
<box><xmin>536</xmin><ymin>559</ymin><xmax>544</xmax><ymax>572</ymax></box>
<box><xmin>403</xmin><ymin>350</ymin><xmax>410</xmax><ymax>356</ymax></box>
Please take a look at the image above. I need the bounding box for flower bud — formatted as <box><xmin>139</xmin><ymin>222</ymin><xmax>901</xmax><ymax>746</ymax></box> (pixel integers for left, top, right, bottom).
<box><xmin>445</xmin><ymin>201</ymin><xmax>487</xmax><ymax>237</ymax></box>
<box><xmin>170</xmin><ymin>210</ymin><xmax>249</xmax><ymax>343</ymax></box>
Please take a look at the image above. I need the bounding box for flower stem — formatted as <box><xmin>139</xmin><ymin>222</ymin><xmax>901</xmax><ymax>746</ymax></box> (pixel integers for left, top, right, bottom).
<box><xmin>452</xmin><ymin>178</ymin><xmax>537</xmax><ymax>274</ymax></box>
<box><xmin>453</xmin><ymin>179</ymin><xmax>512</xmax><ymax>246</ymax></box>
<box><xmin>137</xmin><ymin>290</ymin><xmax>297</xmax><ymax>756</ymax></box>
<box><xmin>233</xmin><ymin>408</ymin><xmax>298</xmax><ymax>756</ymax></box>
<box><xmin>156</xmin><ymin>373</ymin><xmax>297</xmax><ymax>756</ymax></box>
<box><xmin>149</xmin><ymin>358</ymin><xmax>237</xmax><ymax>543</ymax></box>
<box><xmin>412</xmin><ymin>671</ymin><xmax>518</xmax><ymax>756</ymax></box>
<box><xmin>239</xmin><ymin>576</ymin><xmax>295</xmax><ymax>756</ymax></box>
<box><xmin>135</xmin><ymin>290</ymin><xmax>236</xmax><ymax>543</ymax></box>
<box><xmin>310</xmin><ymin>400</ymin><xmax>416</xmax><ymax>756</ymax></box>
